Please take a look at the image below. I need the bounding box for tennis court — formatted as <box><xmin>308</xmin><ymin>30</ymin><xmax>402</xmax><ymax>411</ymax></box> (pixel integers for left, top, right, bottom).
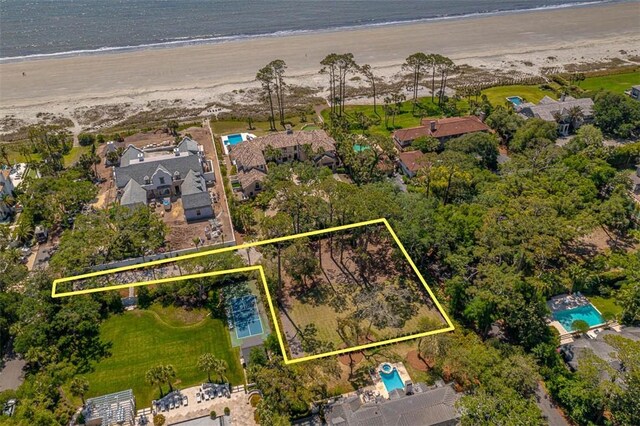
<box><xmin>230</xmin><ymin>295</ymin><xmax>264</xmax><ymax>339</ymax></box>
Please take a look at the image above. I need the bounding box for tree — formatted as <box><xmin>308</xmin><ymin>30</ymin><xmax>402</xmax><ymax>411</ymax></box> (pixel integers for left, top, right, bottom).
<box><xmin>166</xmin><ymin>120</ymin><xmax>179</xmax><ymax>136</ymax></box>
<box><xmin>458</xmin><ymin>388</ymin><xmax>545</xmax><ymax>425</ymax></box>
<box><xmin>162</xmin><ymin>364</ymin><xmax>177</xmax><ymax>392</ymax></box>
<box><xmin>436</xmin><ymin>56</ymin><xmax>456</xmax><ymax>106</ymax></box>
<box><xmin>593</xmin><ymin>91</ymin><xmax>640</xmax><ymax>138</ymax></box>
<box><xmin>447</xmin><ymin>132</ymin><xmax>500</xmax><ymax>169</ymax></box>
<box><xmin>510</xmin><ymin>118</ymin><xmax>558</xmax><ymax>152</ymax></box>
<box><xmin>78</xmin><ymin>133</ymin><xmax>95</xmax><ymax>147</ymax></box>
<box><xmin>358</xmin><ymin>64</ymin><xmax>379</xmax><ymax>116</ymax></box>
<box><xmin>0</xmin><ymin>145</ymin><xmax>10</xmax><ymax>167</ymax></box>
<box><xmin>567</xmin><ymin>105</ymin><xmax>584</xmax><ymax>131</ymax></box>
<box><xmin>198</xmin><ymin>353</ymin><xmax>227</xmax><ymax>383</ymax></box>
<box><xmin>571</xmin><ymin>319</ymin><xmax>590</xmax><ymax>333</ymax></box>
<box><xmin>257</xmin><ymin>65</ymin><xmax>277</xmax><ymax>131</ymax></box>
<box><xmin>154</xmin><ymin>414</ymin><xmax>166</xmax><ymax>426</ymax></box>
<box><xmin>268</xmin><ymin>59</ymin><xmax>288</xmax><ymax>128</ymax></box>
<box><xmin>412</xmin><ymin>135</ymin><xmax>440</xmax><ymax>153</ymax></box>
<box><xmin>69</xmin><ymin>377</ymin><xmax>90</xmax><ymax>405</ymax></box>
<box><xmin>402</xmin><ymin>53</ymin><xmax>429</xmax><ymax>113</ymax></box>
<box><xmin>146</xmin><ymin>366</ymin><xmax>164</xmax><ymax>397</ymax></box>
<box><xmin>486</xmin><ymin>106</ymin><xmax>525</xmax><ymax>142</ymax></box>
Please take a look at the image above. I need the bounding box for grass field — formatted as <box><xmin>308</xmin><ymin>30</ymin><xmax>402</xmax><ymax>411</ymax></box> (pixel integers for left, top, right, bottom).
<box><xmin>480</xmin><ymin>85</ymin><xmax>557</xmax><ymax>106</ymax></box>
<box><xmin>211</xmin><ymin>116</ymin><xmax>310</xmax><ymax>137</ymax></box>
<box><xmin>3</xmin><ymin>144</ymin><xmax>90</xmax><ymax>167</ymax></box>
<box><xmin>81</xmin><ymin>305</ymin><xmax>244</xmax><ymax>407</ymax></box>
<box><xmin>590</xmin><ymin>295</ymin><xmax>623</xmax><ymax>319</ymax></box>
<box><xmin>320</xmin><ymin>98</ymin><xmax>468</xmax><ymax>137</ymax></box>
<box><xmin>580</xmin><ymin>71</ymin><xmax>640</xmax><ymax>94</ymax></box>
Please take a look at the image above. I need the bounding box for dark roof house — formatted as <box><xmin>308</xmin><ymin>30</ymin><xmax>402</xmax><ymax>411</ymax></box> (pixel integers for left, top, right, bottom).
<box><xmin>325</xmin><ymin>383</ymin><xmax>460</xmax><ymax>426</ymax></box>
<box><xmin>560</xmin><ymin>326</ymin><xmax>640</xmax><ymax>373</ymax></box>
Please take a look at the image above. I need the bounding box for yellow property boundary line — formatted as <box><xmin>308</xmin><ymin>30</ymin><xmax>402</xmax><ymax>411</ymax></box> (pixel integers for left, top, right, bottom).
<box><xmin>52</xmin><ymin>218</ymin><xmax>455</xmax><ymax>364</ymax></box>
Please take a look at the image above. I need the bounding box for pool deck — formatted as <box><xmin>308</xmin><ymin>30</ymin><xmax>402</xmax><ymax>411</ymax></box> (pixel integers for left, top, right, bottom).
<box><xmin>373</xmin><ymin>362</ymin><xmax>411</xmax><ymax>399</ymax></box>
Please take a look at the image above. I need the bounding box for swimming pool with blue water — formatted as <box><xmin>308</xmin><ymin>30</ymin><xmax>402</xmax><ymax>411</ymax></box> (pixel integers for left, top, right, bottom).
<box><xmin>379</xmin><ymin>368</ymin><xmax>404</xmax><ymax>393</ymax></box>
<box><xmin>553</xmin><ymin>304</ymin><xmax>605</xmax><ymax>331</ymax></box>
<box><xmin>226</xmin><ymin>134</ymin><xmax>244</xmax><ymax>145</ymax></box>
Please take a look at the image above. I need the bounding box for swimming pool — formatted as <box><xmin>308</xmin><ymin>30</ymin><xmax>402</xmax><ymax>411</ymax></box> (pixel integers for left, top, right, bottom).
<box><xmin>379</xmin><ymin>364</ymin><xmax>404</xmax><ymax>393</ymax></box>
<box><xmin>507</xmin><ymin>96</ymin><xmax>523</xmax><ymax>106</ymax></box>
<box><xmin>226</xmin><ymin>134</ymin><xmax>243</xmax><ymax>145</ymax></box>
<box><xmin>552</xmin><ymin>304</ymin><xmax>605</xmax><ymax>332</ymax></box>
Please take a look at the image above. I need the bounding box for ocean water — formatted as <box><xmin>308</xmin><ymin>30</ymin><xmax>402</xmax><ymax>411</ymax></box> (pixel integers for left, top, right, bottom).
<box><xmin>0</xmin><ymin>0</ymin><xmax>618</xmax><ymax>60</ymax></box>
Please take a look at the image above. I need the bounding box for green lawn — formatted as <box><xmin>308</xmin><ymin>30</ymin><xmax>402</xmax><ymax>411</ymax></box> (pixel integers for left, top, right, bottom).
<box><xmin>480</xmin><ymin>85</ymin><xmax>557</xmax><ymax>107</ymax></box>
<box><xmin>590</xmin><ymin>295</ymin><xmax>623</xmax><ymax>320</ymax></box>
<box><xmin>320</xmin><ymin>98</ymin><xmax>467</xmax><ymax>137</ymax></box>
<box><xmin>211</xmin><ymin>116</ymin><xmax>310</xmax><ymax>138</ymax></box>
<box><xmin>63</xmin><ymin>146</ymin><xmax>91</xmax><ymax>167</ymax></box>
<box><xmin>3</xmin><ymin>144</ymin><xmax>89</xmax><ymax>166</ymax></box>
<box><xmin>579</xmin><ymin>71</ymin><xmax>640</xmax><ymax>94</ymax></box>
<box><xmin>81</xmin><ymin>305</ymin><xmax>244</xmax><ymax>407</ymax></box>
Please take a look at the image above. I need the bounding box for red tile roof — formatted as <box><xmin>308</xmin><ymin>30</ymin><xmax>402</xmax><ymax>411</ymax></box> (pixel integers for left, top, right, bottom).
<box><xmin>393</xmin><ymin>126</ymin><xmax>432</xmax><ymax>143</ymax></box>
<box><xmin>420</xmin><ymin>115</ymin><xmax>490</xmax><ymax>138</ymax></box>
<box><xmin>398</xmin><ymin>150</ymin><xmax>428</xmax><ymax>173</ymax></box>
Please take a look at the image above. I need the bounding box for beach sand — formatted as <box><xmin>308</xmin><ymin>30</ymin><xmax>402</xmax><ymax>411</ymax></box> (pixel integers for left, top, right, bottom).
<box><xmin>0</xmin><ymin>2</ymin><xmax>638</xmax><ymax>132</ymax></box>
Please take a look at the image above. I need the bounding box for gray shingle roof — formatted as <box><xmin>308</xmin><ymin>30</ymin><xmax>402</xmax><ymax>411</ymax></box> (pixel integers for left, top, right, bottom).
<box><xmin>519</xmin><ymin>96</ymin><xmax>594</xmax><ymax>122</ymax></box>
<box><xmin>181</xmin><ymin>169</ymin><xmax>211</xmax><ymax>210</ymax></box>
<box><xmin>120</xmin><ymin>179</ymin><xmax>147</xmax><ymax>206</ymax></box>
<box><xmin>325</xmin><ymin>383</ymin><xmax>460</xmax><ymax>426</ymax></box>
<box><xmin>177</xmin><ymin>136</ymin><xmax>201</xmax><ymax>155</ymax></box>
<box><xmin>115</xmin><ymin>152</ymin><xmax>203</xmax><ymax>189</ymax></box>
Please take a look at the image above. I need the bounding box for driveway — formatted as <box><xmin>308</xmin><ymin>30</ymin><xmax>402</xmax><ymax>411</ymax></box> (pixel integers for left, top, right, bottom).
<box><xmin>0</xmin><ymin>356</ymin><xmax>26</xmax><ymax>392</ymax></box>
<box><xmin>535</xmin><ymin>382</ymin><xmax>569</xmax><ymax>426</ymax></box>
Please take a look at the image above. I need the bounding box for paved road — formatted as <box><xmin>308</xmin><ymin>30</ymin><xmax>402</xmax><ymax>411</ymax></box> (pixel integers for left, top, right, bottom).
<box><xmin>535</xmin><ymin>383</ymin><xmax>570</xmax><ymax>426</ymax></box>
<box><xmin>0</xmin><ymin>357</ymin><xmax>26</xmax><ymax>392</ymax></box>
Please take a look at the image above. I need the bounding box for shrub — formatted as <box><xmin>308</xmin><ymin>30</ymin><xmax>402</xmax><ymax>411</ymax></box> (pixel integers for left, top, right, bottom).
<box><xmin>572</xmin><ymin>320</ymin><xmax>590</xmax><ymax>333</ymax></box>
<box><xmin>153</xmin><ymin>414</ymin><xmax>166</xmax><ymax>426</ymax></box>
<box><xmin>224</xmin><ymin>407</ymin><xmax>230</xmax><ymax>415</ymax></box>
<box><xmin>78</xmin><ymin>133</ymin><xmax>96</xmax><ymax>146</ymax></box>
<box><xmin>210</xmin><ymin>410</ymin><xmax>217</xmax><ymax>419</ymax></box>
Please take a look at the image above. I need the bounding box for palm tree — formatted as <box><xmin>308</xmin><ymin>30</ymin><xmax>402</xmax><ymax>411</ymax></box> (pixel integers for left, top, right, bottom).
<box><xmin>197</xmin><ymin>353</ymin><xmax>218</xmax><ymax>383</ymax></box>
<box><xmin>146</xmin><ymin>366</ymin><xmax>164</xmax><ymax>397</ymax></box>
<box><xmin>69</xmin><ymin>377</ymin><xmax>90</xmax><ymax>406</ymax></box>
<box><xmin>567</xmin><ymin>105</ymin><xmax>584</xmax><ymax>131</ymax></box>
<box><xmin>0</xmin><ymin>145</ymin><xmax>10</xmax><ymax>167</ymax></box>
<box><xmin>163</xmin><ymin>365</ymin><xmax>177</xmax><ymax>392</ymax></box>
<box><xmin>212</xmin><ymin>358</ymin><xmax>228</xmax><ymax>383</ymax></box>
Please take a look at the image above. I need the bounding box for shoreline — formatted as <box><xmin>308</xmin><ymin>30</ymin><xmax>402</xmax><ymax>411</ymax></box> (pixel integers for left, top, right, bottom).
<box><xmin>0</xmin><ymin>0</ymin><xmax>618</xmax><ymax>64</ymax></box>
<box><xmin>1</xmin><ymin>1</ymin><xmax>638</xmax><ymax>133</ymax></box>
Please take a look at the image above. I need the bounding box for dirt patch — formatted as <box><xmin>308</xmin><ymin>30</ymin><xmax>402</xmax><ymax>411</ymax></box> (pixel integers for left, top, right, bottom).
<box><xmin>406</xmin><ymin>349</ymin><xmax>432</xmax><ymax>372</ymax></box>
<box><xmin>338</xmin><ymin>351</ymin><xmax>364</xmax><ymax>366</ymax></box>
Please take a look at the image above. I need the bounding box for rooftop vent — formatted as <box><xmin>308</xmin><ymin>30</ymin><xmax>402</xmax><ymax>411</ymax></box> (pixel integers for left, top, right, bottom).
<box><xmin>173</xmin><ymin>148</ymin><xmax>180</xmax><ymax>156</ymax></box>
<box><xmin>137</xmin><ymin>153</ymin><xmax>144</xmax><ymax>162</ymax></box>
<box><xmin>430</xmin><ymin>121</ymin><xmax>436</xmax><ymax>131</ymax></box>
<box><xmin>285</xmin><ymin>124</ymin><xmax>293</xmax><ymax>134</ymax></box>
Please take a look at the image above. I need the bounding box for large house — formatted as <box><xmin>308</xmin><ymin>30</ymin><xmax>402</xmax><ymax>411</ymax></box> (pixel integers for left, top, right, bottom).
<box><xmin>517</xmin><ymin>95</ymin><xmax>594</xmax><ymax>136</ymax></box>
<box><xmin>398</xmin><ymin>150</ymin><xmax>428</xmax><ymax>178</ymax></box>
<box><xmin>230</xmin><ymin>129</ymin><xmax>338</xmax><ymax>198</ymax></box>
<box><xmin>324</xmin><ymin>382</ymin><xmax>460</xmax><ymax>426</ymax></box>
<box><xmin>0</xmin><ymin>171</ymin><xmax>15</xmax><ymax>221</ymax></box>
<box><xmin>559</xmin><ymin>326</ymin><xmax>640</xmax><ymax>373</ymax></box>
<box><xmin>393</xmin><ymin>115</ymin><xmax>491</xmax><ymax>150</ymax></box>
<box><xmin>83</xmin><ymin>389</ymin><xmax>136</xmax><ymax>426</ymax></box>
<box><xmin>114</xmin><ymin>137</ymin><xmax>215</xmax><ymax>221</ymax></box>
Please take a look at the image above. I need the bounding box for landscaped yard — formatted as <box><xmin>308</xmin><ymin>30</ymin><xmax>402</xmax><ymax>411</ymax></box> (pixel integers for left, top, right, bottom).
<box><xmin>81</xmin><ymin>304</ymin><xmax>244</xmax><ymax>408</ymax></box>
<box><xmin>320</xmin><ymin>98</ymin><xmax>467</xmax><ymax>137</ymax></box>
<box><xmin>210</xmin><ymin>116</ymin><xmax>311</xmax><ymax>138</ymax></box>
<box><xmin>590</xmin><ymin>295</ymin><xmax>624</xmax><ymax>320</ymax></box>
<box><xmin>480</xmin><ymin>84</ymin><xmax>557</xmax><ymax>106</ymax></box>
<box><xmin>579</xmin><ymin>71</ymin><xmax>640</xmax><ymax>94</ymax></box>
